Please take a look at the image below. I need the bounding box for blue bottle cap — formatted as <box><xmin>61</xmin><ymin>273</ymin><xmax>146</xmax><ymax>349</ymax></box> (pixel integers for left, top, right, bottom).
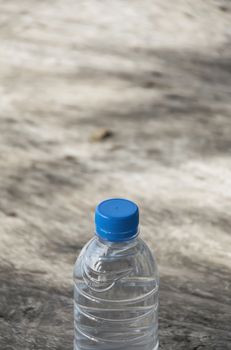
<box><xmin>95</xmin><ymin>198</ymin><xmax>139</xmax><ymax>242</ymax></box>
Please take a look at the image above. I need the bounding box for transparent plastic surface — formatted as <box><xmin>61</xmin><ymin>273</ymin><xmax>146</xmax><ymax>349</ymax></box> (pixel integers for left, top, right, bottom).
<box><xmin>74</xmin><ymin>236</ymin><xmax>159</xmax><ymax>350</ymax></box>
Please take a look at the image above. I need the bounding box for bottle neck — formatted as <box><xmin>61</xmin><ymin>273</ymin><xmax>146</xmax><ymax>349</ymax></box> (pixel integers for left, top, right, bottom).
<box><xmin>96</xmin><ymin>232</ymin><xmax>139</xmax><ymax>247</ymax></box>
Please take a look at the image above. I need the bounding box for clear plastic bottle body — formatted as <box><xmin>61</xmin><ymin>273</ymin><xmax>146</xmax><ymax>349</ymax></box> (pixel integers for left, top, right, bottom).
<box><xmin>74</xmin><ymin>236</ymin><xmax>159</xmax><ymax>350</ymax></box>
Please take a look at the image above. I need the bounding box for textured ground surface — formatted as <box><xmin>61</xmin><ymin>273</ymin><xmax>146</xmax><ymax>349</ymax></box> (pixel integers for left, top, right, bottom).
<box><xmin>0</xmin><ymin>1</ymin><xmax>231</xmax><ymax>349</ymax></box>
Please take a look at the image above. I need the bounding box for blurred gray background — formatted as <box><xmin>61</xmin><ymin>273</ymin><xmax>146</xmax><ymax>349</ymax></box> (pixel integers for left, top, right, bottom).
<box><xmin>0</xmin><ymin>1</ymin><xmax>231</xmax><ymax>349</ymax></box>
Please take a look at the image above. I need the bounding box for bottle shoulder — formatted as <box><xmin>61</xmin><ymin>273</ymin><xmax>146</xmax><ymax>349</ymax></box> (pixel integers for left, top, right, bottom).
<box><xmin>74</xmin><ymin>237</ymin><xmax>158</xmax><ymax>280</ymax></box>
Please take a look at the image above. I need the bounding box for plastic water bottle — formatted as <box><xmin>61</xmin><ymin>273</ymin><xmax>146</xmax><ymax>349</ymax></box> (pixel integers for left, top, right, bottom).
<box><xmin>74</xmin><ymin>198</ymin><xmax>159</xmax><ymax>350</ymax></box>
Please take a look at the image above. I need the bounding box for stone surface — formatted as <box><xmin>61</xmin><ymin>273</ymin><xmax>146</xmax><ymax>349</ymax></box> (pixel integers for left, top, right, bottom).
<box><xmin>0</xmin><ymin>1</ymin><xmax>231</xmax><ymax>349</ymax></box>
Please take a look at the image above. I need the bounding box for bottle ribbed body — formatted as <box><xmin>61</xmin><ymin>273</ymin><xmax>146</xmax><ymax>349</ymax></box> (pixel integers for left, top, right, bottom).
<box><xmin>74</xmin><ymin>237</ymin><xmax>159</xmax><ymax>350</ymax></box>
